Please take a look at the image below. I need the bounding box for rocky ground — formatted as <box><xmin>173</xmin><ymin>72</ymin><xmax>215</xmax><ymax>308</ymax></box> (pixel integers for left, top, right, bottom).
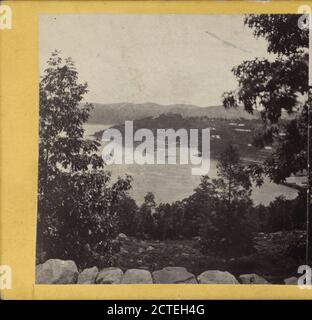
<box><xmin>113</xmin><ymin>237</ymin><xmax>221</xmax><ymax>276</ymax></box>
<box><xmin>112</xmin><ymin>230</ymin><xmax>306</xmax><ymax>284</ymax></box>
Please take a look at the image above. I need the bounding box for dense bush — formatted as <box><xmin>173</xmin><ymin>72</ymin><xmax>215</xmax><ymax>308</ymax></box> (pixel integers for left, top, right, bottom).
<box><xmin>251</xmin><ymin>190</ymin><xmax>307</xmax><ymax>234</ymax></box>
<box><xmin>199</xmin><ymin>198</ymin><xmax>255</xmax><ymax>257</ymax></box>
<box><xmin>39</xmin><ymin>171</ymin><xmax>132</xmax><ymax>269</ymax></box>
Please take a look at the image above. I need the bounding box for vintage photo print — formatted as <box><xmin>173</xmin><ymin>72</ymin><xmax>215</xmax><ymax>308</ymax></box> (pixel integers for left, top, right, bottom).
<box><xmin>35</xmin><ymin>13</ymin><xmax>310</xmax><ymax>285</ymax></box>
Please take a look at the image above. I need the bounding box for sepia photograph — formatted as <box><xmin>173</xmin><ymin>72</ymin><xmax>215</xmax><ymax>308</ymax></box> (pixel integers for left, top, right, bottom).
<box><xmin>35</xmin><ymin>13</ymin><xmax>310</xmax><ymax>285</ymax></box>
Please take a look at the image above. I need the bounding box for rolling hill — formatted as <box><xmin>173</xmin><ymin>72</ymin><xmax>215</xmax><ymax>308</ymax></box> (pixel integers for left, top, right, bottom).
<box><xmin>87</xmin><ymin>102</ymin><xmax>259</xmax><ymax>124</ymax></box>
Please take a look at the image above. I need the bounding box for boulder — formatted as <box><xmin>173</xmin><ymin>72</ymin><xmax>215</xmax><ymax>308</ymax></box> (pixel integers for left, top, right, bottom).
<box><xmin>96</xmin><ymin>267</ymin><xmax>123</xmax><ymax>284</ymax></box>
<box><xmin>117</xmin><ymin>233</ymin><xmax>128</xmax><ymax>241</ymax></box>
<box><xmin>153</xmin><ymin>267</ymin><xmax>197</xmax><ymax>284</ymax></box>
<box><xmin>198</xmin><ymin>270</ymin><xmax>239</xmax><ymax>284</ymax></box>
<box><xmin>122</xmin><ymin>269</ymin><xmax>153</xmax><ymax>284</ymax></box>
<box><xmin>77</xmin><ymin>266</ymin><xmax>99</xmax><ymax>284</ymax></box>
<box><xmin>284</xmin><ymin>276</ymin><xmax>298</xmax><ymax>285</ymax></box>
<box><xmin>238</xmin><ymin>274</ymin><xmax>269</xmax><ymax>284</ymax></box>
<box><xmin>36</xmin><ymin>259</ymin><xmax>78</xmax><ymax>284</ymax></box>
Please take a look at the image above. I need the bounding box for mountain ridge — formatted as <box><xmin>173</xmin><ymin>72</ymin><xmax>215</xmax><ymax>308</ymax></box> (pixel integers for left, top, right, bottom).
<box><xmin>87</xmin><ymin>102</ymin><xmax>259</xmax><ymax>124</ymax></box>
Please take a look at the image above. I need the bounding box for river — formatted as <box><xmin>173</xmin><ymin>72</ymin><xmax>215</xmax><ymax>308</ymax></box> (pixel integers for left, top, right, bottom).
<box><xmin>83</xmin><ymin>123</ymin><xmax>298</xmax><ymax>206</ymax></box>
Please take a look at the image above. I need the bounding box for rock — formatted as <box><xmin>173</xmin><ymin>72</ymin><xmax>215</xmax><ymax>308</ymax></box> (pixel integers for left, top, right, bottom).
<box><xmin>120</xmin><ymin>247</ymin><xmax>129</xmax><ymax>254</ymax></box>
<box><xmin>284</xmin><ymin>276</ymin><xmax>298</xmax><ymax>285</ymax></box>
<box><xmin>238</xmin><ymin>274</ymin><xmax>269</xmax><ymax>284</ymax></box>
<box><xmin>153</xmin><ymin>267</ymin><xmax>197</xmax><ymax>284</ymax></box>
<box><xmin>192</xmin><ymin>236</ymin><xmax>201</xmax><ymax>241</ymax></box>
<box><xmin>117</xmin><ymin>233</ymin><xmax>128</xmax><ymax>241</ymax></box>
<box><xmin>77</xmin><ymin>266</ymin><xmax>98</xmax><ymax>284</ymax></box>
<box><xmin>146</xmin><ymin>246</ymin><xmax>154</xmax><ymax>251</ymax></box>
<box><xmin>138</xmin><ymin>248</ymin><xmax>144</xmax><ymax>253</ymax></box>
<box><xmin>198</xmin><ymin>270</ymin><xmax>239</xmax><ymax>284</ymax></box>
<box><xmin>36</xmin><ymin>259</ymin><xmax>78</xmax><ymax>284</ymax></box>
<box><xmin>122</xmin><ymin>269</ymin><xmax>153</xmax><ymax>284</ymax></box>
<box><xmin>96</xmin><ymin>267</ymin><xmax>123</xmax><ymax>284</ymax></box>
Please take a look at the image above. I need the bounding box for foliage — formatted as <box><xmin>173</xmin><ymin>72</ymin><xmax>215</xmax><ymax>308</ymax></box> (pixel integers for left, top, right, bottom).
<box><xmin>41</xmin><ymin>171</ymin><xmax>132</xmax><ymax>269</ymax></box>
<box><xmin>115</xmin><ymin>194</ymin><xmax>138</xmax><ymax>237</ymax></box>
<box><xmin>213</xmin><ymin>144</ymin><xmax>252</xmax><ymax>203</ymax></box>
<box><xmin>252</xmin><ymin>190</ymin><xmax>307</xmax><ymax>233</ymax></box>
<box><xmin>198</xmin><ymin>145</ymin><xmax>255</xmax><ymax>257</ymax></box>
<box><xmin>37</xmin><ymin>51</ymin><xmax>132</xmax><ymax>268</ymax></box>
<box><xmin>136</xmin><ymin>192</ymin><xmax>157</xmax><ymax>239</ymax></box>
<box><xmin>220</xmin><ymin>14</ymin><xmax>310</xmax><ymax>259</ymax></box>
<box><xmin>222</xmin><ymin>14</ymin><xmax>310</xmax><ymax>184</ymax></box>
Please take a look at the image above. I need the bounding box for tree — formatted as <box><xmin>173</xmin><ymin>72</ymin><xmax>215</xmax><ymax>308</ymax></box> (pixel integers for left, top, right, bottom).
<box><xmin>154</xmin><ymin>202</ymin><xmax>185</xmax><ymax>240</ymax></box>
<box><xmin>116</xmin><ymin>194</ymin><xmax>138</xmax><ymax>237</ymax></box>
<box><xmin>182</xmin><ymin>175</ymin><xmax>218</xmax><ymax>238</ymax></box>
<box><xmin>38</xmin><ymin>51</ymin><xmax>102</xmax><ymax>247</ymax></box>
<box><xmin>222</xmin><ymin>14</ymin><xmax>311</xmax><ymax>260</ymax></box>
<box><xmin>214</xmin><ymin>144</ymin><xmax>252</xmax><ymax>204</ymax></box>
<box><xmin>37</xmin><ymin>51</ymin><xmax>132</xmax><ymax>267</ymax></box>
<box><xmin>199</xmin><ymin>145</ymin><xmax>255</xmax><ymax>257</ymax></box>
<box><xmin>39</xmin><ymin>50</ymin><xmax>103</xmax><ymax>179</ymax></box>
<box><xmin>222</xmin><ymin>14</ymin><xmax>310</xmax><ymax>184</ymax></box>
<box><xmin>137</xmin><ymin>192</ymin><xmax>156</xmax><ymax>239</ymax></box>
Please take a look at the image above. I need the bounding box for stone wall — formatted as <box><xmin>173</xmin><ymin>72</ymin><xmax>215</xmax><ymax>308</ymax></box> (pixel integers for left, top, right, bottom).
<box><xmin>36</xmin><ymin>259</ymin><xmax>297</xmax><ymax>285</ymax></box>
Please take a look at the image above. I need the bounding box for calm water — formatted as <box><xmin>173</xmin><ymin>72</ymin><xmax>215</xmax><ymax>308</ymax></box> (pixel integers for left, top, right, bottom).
<box><xmin>84</xmin><ymin>123</ymin><xmax>298</xmax><ymax>206</ymax></box>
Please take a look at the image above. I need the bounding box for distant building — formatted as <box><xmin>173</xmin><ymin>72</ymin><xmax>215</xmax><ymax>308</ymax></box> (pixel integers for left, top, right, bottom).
<box><xmin>229</xmin><ymin>122</ymin><xmax>238</xmax><ymax>126</ymax></box>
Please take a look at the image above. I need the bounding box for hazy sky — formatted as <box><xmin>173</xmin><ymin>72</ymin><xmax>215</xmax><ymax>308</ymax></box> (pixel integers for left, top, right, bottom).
<box><xmin>39</xmin><ymin>14</ymin><xmax>272</xmax><ymax>107</ymax></box>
